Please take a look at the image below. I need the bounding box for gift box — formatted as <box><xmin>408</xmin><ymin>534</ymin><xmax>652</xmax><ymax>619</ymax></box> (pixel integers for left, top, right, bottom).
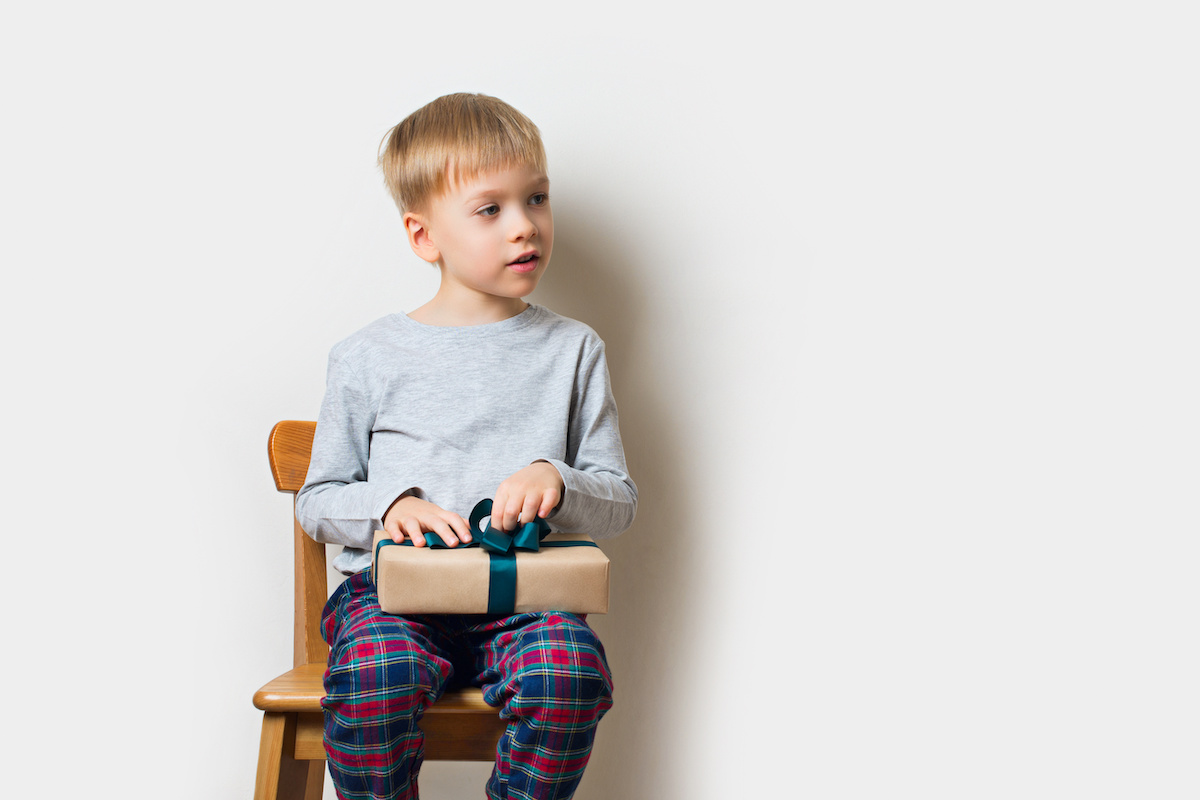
<box><xmin>370</xmin><ymin>500</ymin><xmax>610</xmax><ymax>615</ymax></box>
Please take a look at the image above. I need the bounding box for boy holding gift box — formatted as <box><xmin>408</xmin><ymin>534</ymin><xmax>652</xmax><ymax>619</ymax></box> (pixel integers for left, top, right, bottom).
<box><xmin>295</xmin><ymin>93</ymin><xmax>637</xmax><ymax>800</ymax></box>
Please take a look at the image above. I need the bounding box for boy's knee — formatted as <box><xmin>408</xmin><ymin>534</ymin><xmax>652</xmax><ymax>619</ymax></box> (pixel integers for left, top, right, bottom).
<box><xmin>325</xmin><ymin>635</ymin><xmax>444</xmax><ymax>712</ymax></box>
<box><xmin>512</xmin><ymin>617</ymin><xmax>613</xmax><ymax>710</ymax></box>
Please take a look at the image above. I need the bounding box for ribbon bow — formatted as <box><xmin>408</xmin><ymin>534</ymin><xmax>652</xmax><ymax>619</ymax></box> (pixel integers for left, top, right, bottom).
<box><xmin>383</xmin><ymin>498</ymin><xmax>553</xmax><ymax>614</ymax></box>
<box><xmin>472</xmin><ymin>498</ymin><xmax>551</xmax><ymax>553</ymax></box>
<box><xmin>417</xmin><ymin>498</ymin><xmax>550</xmax><ymax>553</ymax></box>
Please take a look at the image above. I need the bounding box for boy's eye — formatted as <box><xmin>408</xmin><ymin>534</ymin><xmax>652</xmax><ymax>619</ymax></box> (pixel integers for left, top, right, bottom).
<box><xmin>475</xmin><ymin>204</ymin><xmax>500</xmax><ymax>217</ymax></box>
<box><xmin>529</xmin><ymin>193</ymin><xmax>548</xmax><ymax>207</ymax></box>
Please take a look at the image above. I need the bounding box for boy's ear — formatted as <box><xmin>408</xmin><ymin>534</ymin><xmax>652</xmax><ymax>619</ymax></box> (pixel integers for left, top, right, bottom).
<box><xmin>403</xmin><ymin>212</ymin><xmax>440</xmax><ymax>264</ymax></box>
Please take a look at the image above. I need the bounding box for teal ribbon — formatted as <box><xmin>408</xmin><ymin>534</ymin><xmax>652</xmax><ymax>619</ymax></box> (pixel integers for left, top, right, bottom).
<box><xmin>471</xmin><ymin>499</ymin><xmax>549</xmax><ymax>554</ymax></box>
<box><xmin>374</xmin><ymin>498</ymin><xmax>594</xmax><ymax>614</ymax></box>
<box><xmin>468</xmin><ymin>498</ymin><xmax>548</xmax><ymax>614</ymax></box>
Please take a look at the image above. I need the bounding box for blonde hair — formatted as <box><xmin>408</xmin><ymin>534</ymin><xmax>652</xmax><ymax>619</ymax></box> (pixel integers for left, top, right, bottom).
<box><xmin>379</xmin><ymin>93</ymin><xmax>547</xmax><ymax>214</ymax></box>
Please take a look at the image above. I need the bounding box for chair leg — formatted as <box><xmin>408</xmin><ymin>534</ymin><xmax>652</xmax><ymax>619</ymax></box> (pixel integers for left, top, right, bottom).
<box><xmin>301</xmin><ymin>761</ymin><xmax>324</xmax><ymax>800</ymax></box>
<box><xmin>255</xmin><ymin>712</ymin><xmax>324</xmax><ymax>800</ymax></box>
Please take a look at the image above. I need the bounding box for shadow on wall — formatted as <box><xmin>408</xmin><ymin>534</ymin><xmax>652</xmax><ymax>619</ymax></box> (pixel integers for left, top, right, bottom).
<box><xmin>531</xmin><ymin>212</ymin><xmax>704</xmax><ymax>798</ymax></box>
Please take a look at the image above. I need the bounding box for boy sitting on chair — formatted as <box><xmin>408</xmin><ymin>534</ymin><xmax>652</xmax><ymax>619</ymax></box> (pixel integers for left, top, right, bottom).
<box><xmin>295</xmin><ymin>92</ymin><xmax>637</xmax><ymax>800</ymax></box>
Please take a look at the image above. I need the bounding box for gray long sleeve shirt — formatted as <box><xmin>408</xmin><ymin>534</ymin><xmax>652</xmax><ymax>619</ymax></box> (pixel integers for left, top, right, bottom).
<box><xmin>295</xmin><ymin>305</ymin><xmax>638</xmax><ymax>574</ymax></box>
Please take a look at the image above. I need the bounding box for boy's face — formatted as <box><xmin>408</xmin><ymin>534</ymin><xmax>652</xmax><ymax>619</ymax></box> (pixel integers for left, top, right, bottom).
<box><xmin>406</xmin><ymin>162</ymin><xmax>553</xmax><ymax>310</ymax></box>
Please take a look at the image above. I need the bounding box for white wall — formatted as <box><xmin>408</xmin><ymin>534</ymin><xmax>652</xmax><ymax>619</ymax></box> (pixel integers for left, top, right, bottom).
<box><xmin>5</xmin><ymin>2</ymin><xmax>1198</xmax><ymax>798</ymax></box>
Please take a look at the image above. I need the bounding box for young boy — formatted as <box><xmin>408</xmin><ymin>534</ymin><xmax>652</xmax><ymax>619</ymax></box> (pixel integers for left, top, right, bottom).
<box><xmin>295</xmin><ymin>93</ymin><xmax>637</xmax><ymax>800</ymax></box>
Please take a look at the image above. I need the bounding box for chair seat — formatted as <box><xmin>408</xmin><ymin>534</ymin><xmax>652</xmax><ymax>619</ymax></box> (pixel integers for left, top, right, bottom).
<box><xmin>254</xmin><ymin>660</ymin><xmax>508</xmax><ymax>762</ymax></box>
<box><xmin>254</xmin><ymin>662</ymin><xmax>503</xmax><ymax>715</ymax></box>
<box><xmin>255</xmin><ymin>663</ymin><xmax>326</xmax><ymax>712</ymax></box>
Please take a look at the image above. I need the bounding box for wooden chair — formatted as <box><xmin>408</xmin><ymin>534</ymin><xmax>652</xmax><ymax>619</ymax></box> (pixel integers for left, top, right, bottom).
<box><xmin>253</xmin><ymin>420</ymin><xmax>507</xmax><ymax>800</ymax></box>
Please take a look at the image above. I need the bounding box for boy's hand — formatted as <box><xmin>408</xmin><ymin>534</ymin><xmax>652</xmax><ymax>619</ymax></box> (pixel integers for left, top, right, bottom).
<box><xmin>383</xmin><ymin>495</ymin><xmax>472</xmax><ymax>548</ymax></box>
<box><xmin>491</xmin><ymin>461</ymin><xmax>564</xmax><ymax>532</ymax></box>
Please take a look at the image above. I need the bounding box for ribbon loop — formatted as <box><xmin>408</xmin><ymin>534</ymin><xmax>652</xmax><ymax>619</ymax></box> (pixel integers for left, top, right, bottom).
<box><xmin>470</xmin><ymin>498</ymin><xmax>550</xmax><ymax>554</ymax></box>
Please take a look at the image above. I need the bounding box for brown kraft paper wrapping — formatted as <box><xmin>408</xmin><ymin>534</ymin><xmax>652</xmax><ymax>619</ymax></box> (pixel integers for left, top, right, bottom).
<box><xmin>371</xmin><ymin>530</ymin><xmax>610</xmax><ymax>615</ymax></box>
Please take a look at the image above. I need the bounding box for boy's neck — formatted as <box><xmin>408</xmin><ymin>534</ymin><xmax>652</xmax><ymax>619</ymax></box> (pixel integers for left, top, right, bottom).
<box><xmin>408</xmin><ymin>291</ymin><xmax>530</xmax><ymax>327</ymax></box>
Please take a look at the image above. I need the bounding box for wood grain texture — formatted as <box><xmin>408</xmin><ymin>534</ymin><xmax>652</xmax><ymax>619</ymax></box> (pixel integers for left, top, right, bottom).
<box><xmin>269</xmin><ymin>420</ymin><xmax>317</xmax><ymax>493</ymax></box>
<box><xmin>254</xmin><ymin>663</ymin><xmax>327</xmax><ymax>712</ymax></box>
<box><xmin>423</xmin><ymin>708</ymin><xmax>506</xmax><ymax>761</ymax></box>
<box><xmin>254</xmin><ymin>713</ymin><xmax>323</xmax><ymax>800</ymax></box>
<box><xmin>293</xmin><ymin>714</ymin><xmax>326</xmax><ymax>760</ymax></box>
<box><xmin>267</xmin><ymin>421</ymin><xmax>329</xmax><ymax>665</ymax></box>
<box><xmin>293</xmin><ymin>514</ymin><xmax>329</xmax><ymax>667</ymax></box>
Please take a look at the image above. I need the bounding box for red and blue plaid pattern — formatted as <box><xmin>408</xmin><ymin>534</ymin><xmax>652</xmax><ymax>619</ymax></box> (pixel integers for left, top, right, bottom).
<box><xmin>321</xmin><ymin>570</ymin><xmax>613</xmax><ymax>799</ymax></box>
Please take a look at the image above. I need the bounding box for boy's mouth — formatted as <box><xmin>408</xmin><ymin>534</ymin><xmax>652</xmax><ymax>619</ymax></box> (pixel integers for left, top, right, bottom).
<box><xmin>508</xmin><ymin>252</ymin><xmax>539</xmax><ymax>273</ymax></box>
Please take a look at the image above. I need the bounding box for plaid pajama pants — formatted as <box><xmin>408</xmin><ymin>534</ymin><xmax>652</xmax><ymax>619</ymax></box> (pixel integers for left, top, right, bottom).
<box><xmin>320</xmin><ymin>570</ymin><xmax>613</xmax><ymax>800</ymax></box>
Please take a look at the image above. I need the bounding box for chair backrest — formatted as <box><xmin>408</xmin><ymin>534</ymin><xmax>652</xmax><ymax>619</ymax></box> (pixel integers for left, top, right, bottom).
<box><xmin>268</xmin><ymin>420</ymin><xmax>329</xmax><ymax>668</ymax></box>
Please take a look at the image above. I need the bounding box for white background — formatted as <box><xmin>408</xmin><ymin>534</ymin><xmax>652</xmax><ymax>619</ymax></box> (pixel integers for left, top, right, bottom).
<box><xmin>3</xmin><ymin>2</ymin><xmax>1198</xmax><ymax>798</ymax></box>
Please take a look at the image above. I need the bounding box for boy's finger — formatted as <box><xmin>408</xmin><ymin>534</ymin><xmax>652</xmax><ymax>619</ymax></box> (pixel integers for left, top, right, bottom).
<box><xmin>387</xmin><ymin>520</ymin><xmax>406</xmax><ymax>544</ymax></box>
<box><xmin>492</xmin><ymin>495</ymin><xmax>515</xmax><ymax>531</ymax></box>
<box><xmin>490</xmin><ymin>491</ymin><xmax>508</xmax><ymax>531</ymax></box>
<box><xmin>502</xmin><ymin>497</ymin><xmax>524</xmax><ymax>531</ymax></box>
<box><xmin>402</xmin><ymin>519</ymin><xmax>427</xmax><ymax>548</ymax></box>
<box><xmin>449</xmin><ymin>513</ymin><xmax>472</xmax><ymax>543</ymax></box>
<box><xmin>519</xmin><ymin>494</ymin><xmax>540</xmax><ymax>527</ymax></box>
<box><xmin>431</xmin><ymin>519</ymin><xmax>459</xmax><ymax>548</ymax></box>
<box><xmin>538</xmin><ymin>487</ymin><xmax>561</xmax><ymax>519</ymax></box>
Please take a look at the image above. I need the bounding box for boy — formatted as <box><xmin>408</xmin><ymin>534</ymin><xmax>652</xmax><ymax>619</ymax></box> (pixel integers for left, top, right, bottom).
<box><xmin>295</xmin><ymin>93</ymin><xmax>637</xmax><ymax>800</ymax></box>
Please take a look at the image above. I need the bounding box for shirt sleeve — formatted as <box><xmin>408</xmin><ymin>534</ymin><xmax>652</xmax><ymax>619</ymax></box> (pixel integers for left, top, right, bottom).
<box><xmin>541</xmin><ymin>338</ymin><xmax>638</xmax><ymax>539</ymax></box>
<box><xmin>294</xmin><ymin>348</ymin><xmax>418</xmax><ymax>551</ymax></box>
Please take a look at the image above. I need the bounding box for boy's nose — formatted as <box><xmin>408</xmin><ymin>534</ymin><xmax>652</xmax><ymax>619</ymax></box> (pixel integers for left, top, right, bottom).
<box><xmin>509</xmin><ymin>211</ymin><xmax>537</xmax><ymax>240</ymax></box>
